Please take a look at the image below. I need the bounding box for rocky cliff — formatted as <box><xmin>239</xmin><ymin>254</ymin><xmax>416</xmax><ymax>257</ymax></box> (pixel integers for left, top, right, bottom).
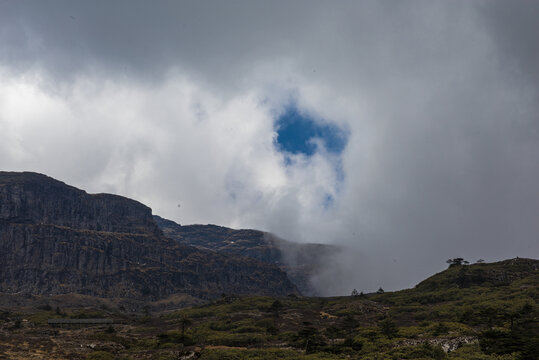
<box><xmin>154</xmin><ymin>215</ymin><xmax>339</xmax><ymax>295</ymax></box>
<box><xmin>0</xmin><ymin>172</ymin><xmax>298</xmax><ymax>300</ymax></box>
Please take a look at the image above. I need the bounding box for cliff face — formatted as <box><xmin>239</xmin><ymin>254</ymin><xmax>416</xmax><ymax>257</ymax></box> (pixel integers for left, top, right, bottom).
<box><xmin>0</xmin><ymin>172</ymin><xmax>159</xmax><ymax>235</ymax></box>
<box><xmin>0</xmin><ymin>172</ymin><xmax>298</xmax><ymax>300</ymax></box>
<box><xmin>154</xmin><ymin>215</ymin><xmax>339</xmax><ymax>296</ymax></box>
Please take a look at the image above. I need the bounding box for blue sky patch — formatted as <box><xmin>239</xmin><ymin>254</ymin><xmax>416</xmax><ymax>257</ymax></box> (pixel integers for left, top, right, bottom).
<box><xmin>322</xmin><ymin>193</ymin><xmax>335</xmax><ymax>209</ymax></box>
<box><xmin>274</xmin><ymin>106</ymin><xmax>348</xmax><ymax>156</ymax></box>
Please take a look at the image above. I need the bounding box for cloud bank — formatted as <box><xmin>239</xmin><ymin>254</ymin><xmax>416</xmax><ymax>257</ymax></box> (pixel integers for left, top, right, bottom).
<box><xmin>1</xmin><ymin>0</ymin><xmax>538</xmax><ymax>294</ymax></box>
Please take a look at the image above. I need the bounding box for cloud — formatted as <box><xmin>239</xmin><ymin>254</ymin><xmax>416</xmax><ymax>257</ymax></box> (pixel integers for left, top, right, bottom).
<box><xmin>1</xmin><ymin>1</ymin><xmax>538</xmax><ymax>294</ymax></box>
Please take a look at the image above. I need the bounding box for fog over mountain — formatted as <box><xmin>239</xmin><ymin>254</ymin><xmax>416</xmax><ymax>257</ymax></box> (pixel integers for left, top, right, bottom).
<box><xmin>1</xmin><ymin>0</ymin><xmax>538</xmax><ymax>293</ymax></box>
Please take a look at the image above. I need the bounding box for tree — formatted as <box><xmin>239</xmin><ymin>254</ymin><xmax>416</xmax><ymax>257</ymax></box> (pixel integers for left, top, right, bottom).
<box><xmin>446</xmin><ymin>258</ymin><xmax>469</xmax><ymax>267</ymax></box>
<box><xmin>351</xmin><ymin>289</ymin><xmax>359</xmax><ymax>297</ymax></box>
<box><xmin>376</xmin><ymin>287</ymin><xmax>385</xmax><ymax>294</ymax></box>
<box><xmin>55</xmin><ymin>306</ymin><xmax>65</xmax><ymax>317</ymax></box>
<box><xmin>324</xmin><ymin>326</ymin><xmax>342</xmax><ymax>343</ymax></box>
<box><xmin>378</xmin><ymin>318</ymin><xmax>398</xmax><ymax>338</ymax></box>
<box><xmin>105</xmin><ymin>325</ymin><xmax>115</xmax><ymax>334</ymax></box>
<box><xmin>432</xmin><ymin>322</ymin><xmax>449</xmax><ymax>336</ymax></box>
<box><xmin>270</xmin><ymin>300</ymin><xmax>283</xmax><ymax>318</ymax></box>
<box><xmin>298</xmin><ymin>322</ymin><xmax>320</xmax><ymax>354</ymax></box>
<box><xmin>342</xmin><ymin>314</ymin><xmax>359</xmax><ymax>343</ymax></box>
<box><xmin>179</xmin><ymin>316</ymin><xmax>192</xmax><ymax>339</ymax></box>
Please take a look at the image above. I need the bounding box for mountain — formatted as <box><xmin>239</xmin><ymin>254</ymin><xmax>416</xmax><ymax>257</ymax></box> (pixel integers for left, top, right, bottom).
<box><xmin>154</xmin><ymin>215</ymin><xmax>339</xmax><ymax>295</ymax></box>
<box><xmin>0</xmin><ymin>172</ymin><xmax>298</xmax><ymax>301</ymax></box>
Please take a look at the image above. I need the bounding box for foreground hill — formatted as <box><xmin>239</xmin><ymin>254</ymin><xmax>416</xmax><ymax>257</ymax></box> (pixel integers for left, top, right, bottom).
<box><xmin>0</xmin><ymin>258</ymin><xmax>536</xmax><ymax>359</ymax></box>
<box><xmin>0</xmin><ymin>172</ymin><xmax>298</xmax><ymax>302</ymax></box>
<box><xmin>154</xmin><ymin>215</ymin><xmax>339</xmax><ymax>295</ymax></box>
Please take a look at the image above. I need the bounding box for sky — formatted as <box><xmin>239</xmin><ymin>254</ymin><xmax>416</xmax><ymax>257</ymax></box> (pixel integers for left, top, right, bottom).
<box><xmin>1</xmin><ymin>0</ymin><xmax>538</xmax><ymax>295</ymax></box>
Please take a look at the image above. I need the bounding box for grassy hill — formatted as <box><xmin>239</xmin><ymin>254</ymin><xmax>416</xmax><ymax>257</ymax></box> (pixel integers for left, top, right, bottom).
<box><xmin>0</xmin><ymin>258</ymin><xmax>537</xmax><ymax>359</ymax></box>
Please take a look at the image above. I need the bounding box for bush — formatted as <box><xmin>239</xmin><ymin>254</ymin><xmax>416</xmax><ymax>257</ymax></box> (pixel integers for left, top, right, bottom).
<box><xmin>157</xmin><ymin>331</ymin><xmax>194</xmax><ymax>346</ymax></box>
<box><xmin>199</xmin><ymin>347</ymin><xmax>345</xmax><ymax>360</ymax></box>
<box><xmin>91</xmin><ymin>332</ymin><xmax>134</xmax><ymax>349</ymax></box>
<box><xmin>206</xmin><ymin>333</ymin><xmax>265</xmax><ymax>347</ymax></box>
<box><xmin>431</xmin><ymin>322</ymin><xmax>449</xmax><ymax>336</ymax></box>
<box><xmin>86</xmin><ymin>351</ymin><xmax>115</xmax><ymax>360</ymax></box>
<box><xmin>342</xmin><ymin>338</ymin><xmax>363</xmax><ymax>351</ymax></box>
<box><xmin>378</xmin><ymin>318</ymin><xmax>399</xmax><ymax>339</ymax></box>
<box><xmin>105</xmin><ymin>325</ymin><xmax>115</xmax><ymax>334</ymax></box>
<box><xmin>391</xmin><ymin>343</ymin><xmax>446</xmax><ymax>360</ymax></box>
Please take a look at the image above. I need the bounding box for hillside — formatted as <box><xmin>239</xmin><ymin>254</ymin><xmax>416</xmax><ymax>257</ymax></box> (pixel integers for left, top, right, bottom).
<box><xmin>415</xmin><ymin>258</ymin><xmax>538</xmax><ymax>290</ymax></box>
<box><xmin>154</xmin><ymin>215</ymin><xmax>339</xmax><ymax>295</ymax></box>
<box><xmin>0</xmin><ymin>172</ymin><xmax>298</xmax><ymax>303</ymax></box>
<box><xmin>0</xmin><ymin>258</ymin><xmax>536</xmax><ymax>359</ymax></box>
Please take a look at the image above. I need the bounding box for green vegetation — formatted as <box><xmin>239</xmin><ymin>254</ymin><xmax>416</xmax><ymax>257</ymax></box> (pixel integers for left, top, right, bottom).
<box><xmin>86</xmin><ymin>351</ymin><xmax>115</xmax><ymax>360</ymax></box>
<box><xmin>0</xmin><ymin>258</ymin><xmax>536</xmax><ymax>359</ymax></box>
<box><xmin>198</xmin><ymin>348</ymin><xmax>346</xmax><ymax>359</ymax></box>
<box><xmin>176</xmin><ymin>258</ymin><xmax>538</xmax><ymax>359</ymax></box>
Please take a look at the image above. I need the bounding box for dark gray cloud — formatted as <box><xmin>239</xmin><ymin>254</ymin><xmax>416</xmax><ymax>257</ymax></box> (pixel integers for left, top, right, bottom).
<box><xmin>1</xmin><ymin>0</ymin><xmax>314</xmax><ymax>87</ymax></box>
<box><xmin>1</xmin><ymin>0</ymin><xmax>538</xmax><ymax>294</ymax></box>
<box><xmin>480</xmin><ymin>0</ymin><xmax>539</xmax><ymax>90</ymax></box>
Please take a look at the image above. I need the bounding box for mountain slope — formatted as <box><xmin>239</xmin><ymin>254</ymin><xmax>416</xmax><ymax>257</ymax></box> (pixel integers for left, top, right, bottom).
<box><xmin>1</xmin><ymin>257</ymin><xmax>536</xmax><ymax>359</ymax></box>
<box><xmin>154</xmin><ymin>215</ymin><xmax>339</xmax><ymax>295</ymax></box>
<box><xmin>415</xmin><ymin>257</ymin><xmax>539</xmax><ymax>291</ymax></box>
<box><xmin>0</xmin><ymin>172</ymin><xmax>298</xmax><ymax>300</ymax></box>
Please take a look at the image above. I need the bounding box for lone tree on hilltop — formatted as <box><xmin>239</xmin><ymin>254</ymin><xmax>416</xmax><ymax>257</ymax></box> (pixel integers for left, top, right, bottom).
<box><xmin>446</xmin><ymin>258</ymin><xmax>469</xmax><ymax>268</ymax></box>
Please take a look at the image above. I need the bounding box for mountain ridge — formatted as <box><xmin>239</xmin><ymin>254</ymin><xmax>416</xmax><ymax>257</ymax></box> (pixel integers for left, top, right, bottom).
<box><xmin>0</xmin><ymin>171</ymin><xmax>298</xmax><ymax>302</ymax></box>
<box><xmin>153</xmin><ymin>215</ymin><xmax>340</xmax><ymax>295</ymax></box>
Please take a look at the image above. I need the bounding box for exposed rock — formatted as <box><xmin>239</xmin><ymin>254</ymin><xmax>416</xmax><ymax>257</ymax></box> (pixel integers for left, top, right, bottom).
<box><xmin>0</xmin><ymin>172</ymin><xmax>298</xmax><ymax>300</ymax></box>
<box><xmin>153</xmin><ymin>215</ymin><xmax>339</xmax><ymax>295</ymax></box>
<box><xmin>397</xmin><ymin>336</ymin><xmax>478</xmax><ymax>352</ymax></box>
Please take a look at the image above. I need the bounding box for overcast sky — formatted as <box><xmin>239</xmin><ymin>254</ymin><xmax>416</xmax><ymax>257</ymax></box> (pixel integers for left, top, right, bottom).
<box><xmin>1</xmin><ymin>0</ymin><xmax>538</xmax><ymax>294</ymax></box>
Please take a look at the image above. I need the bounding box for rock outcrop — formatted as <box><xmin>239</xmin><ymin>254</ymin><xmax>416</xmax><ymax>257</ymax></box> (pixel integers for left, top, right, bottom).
<box><xmin>0</xmin><ymin>172</ymin><xmax>298</xmax><ymax>300</ymax></box>
<box><xmin>154</xmin><ymin>215</ymin><xmax>339</xmax><ymax>295</ymax></box>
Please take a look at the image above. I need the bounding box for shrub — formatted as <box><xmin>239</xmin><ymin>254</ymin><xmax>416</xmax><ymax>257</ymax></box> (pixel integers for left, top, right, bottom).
<box><xmin>206</xmin><ymin>333</ymin><xmax>264</xmax><ymax>347</ymax></box>
<box><xmin>90</xmin><ymin>333</ymin><xmax>134</xmax><ymax>349</ymax></box>
<box><xmin>86</xmin><ymin>351</ymin><xmax>115</xmax><ymax>360</ymax></box>
<box><xmin>378</xmin><ymin>318</ymin><xmax>399</xmax><ymax>339</ymax></box>
<box><xmin>431</xmin><ymin>322</ymin><xmax>449</xmax><ymax>336</ymax></box>
<box><xmin>391</xmin><ymin>343</ymin><xmax>446</xmax><ymax>360</ymax></box>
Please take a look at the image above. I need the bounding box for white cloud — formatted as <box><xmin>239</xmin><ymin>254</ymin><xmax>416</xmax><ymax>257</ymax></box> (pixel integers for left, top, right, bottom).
<box><xmin>0</xmin><ymin>69</ymin><xmax>341</xmax><ymax>236</ymax></box>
